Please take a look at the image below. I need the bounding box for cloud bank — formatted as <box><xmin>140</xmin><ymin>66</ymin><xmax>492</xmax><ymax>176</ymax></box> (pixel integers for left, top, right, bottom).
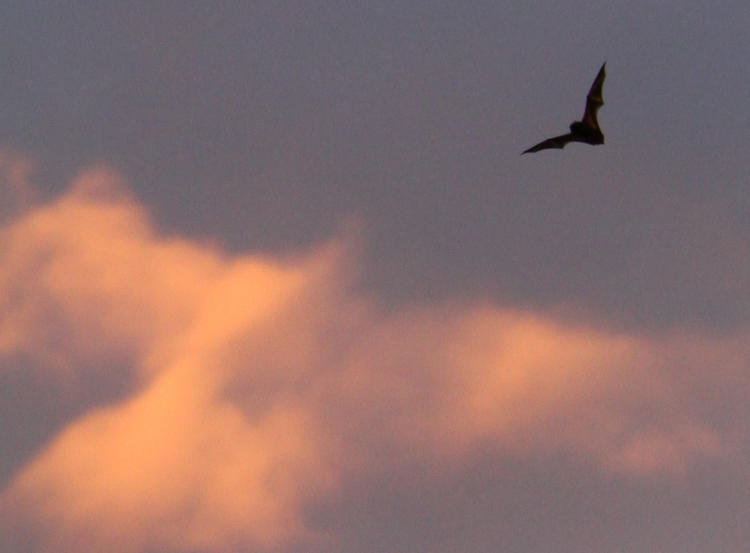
<box><xmin>1</xmin><ymin>162</ymin><xmax>747</xmax><ymax>552</ymax></box>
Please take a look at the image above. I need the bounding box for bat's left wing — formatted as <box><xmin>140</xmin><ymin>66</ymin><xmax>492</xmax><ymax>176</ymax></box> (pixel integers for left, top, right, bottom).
<box><xmin>522</xmin><ymin>133</ymin><xmax>574</xmax><ymax>154</ymax></box>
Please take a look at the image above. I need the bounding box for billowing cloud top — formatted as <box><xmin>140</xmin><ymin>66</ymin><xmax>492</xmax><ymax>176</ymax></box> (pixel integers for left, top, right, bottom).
<box><xmin>1</xmin><ymin>162</ymin><xmax>748</xmax><ymax>552</ymax></box>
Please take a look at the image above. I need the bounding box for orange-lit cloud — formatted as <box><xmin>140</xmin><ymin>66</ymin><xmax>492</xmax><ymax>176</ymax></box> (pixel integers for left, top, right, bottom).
<box><xmin>1</xmin><ymin>166</ymin><xmax>747</xmax><ymax>552</ymax></box>
<box><xmin>0</xmin><ymin>149</ymin><xmax>36</xmax><ymax>223</ymax></box>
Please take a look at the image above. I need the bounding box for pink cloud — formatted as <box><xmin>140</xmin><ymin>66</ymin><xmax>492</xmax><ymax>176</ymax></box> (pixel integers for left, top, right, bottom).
<box><xmin>1</xmin><ymin>167</ymin><xmax>747</xmax><ymax>552</ymax></box>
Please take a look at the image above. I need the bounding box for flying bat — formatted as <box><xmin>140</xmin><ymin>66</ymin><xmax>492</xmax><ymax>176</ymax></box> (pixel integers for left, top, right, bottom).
<box><xmin>522</xmin><ymin>63</ymin><xmax>606</xmax><ymax>154</ymax></box>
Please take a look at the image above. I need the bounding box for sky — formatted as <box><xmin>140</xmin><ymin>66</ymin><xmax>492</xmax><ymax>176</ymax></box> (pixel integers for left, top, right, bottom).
<box><xmin>1</xmin><ymin>2</ymin><xmax>749</xmax><ymax>552</ymax></box>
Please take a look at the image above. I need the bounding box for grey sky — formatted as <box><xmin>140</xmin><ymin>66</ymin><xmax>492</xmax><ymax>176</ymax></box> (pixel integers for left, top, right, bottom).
<box><xmin>3</xmin><ymin>2</ymin><xmax>750</xmax><ymax>330</ymax></box>
<box><xmin>1</xmin><ymin>2</ymin><xmax>750</xmax><ymax>552</ymax></box>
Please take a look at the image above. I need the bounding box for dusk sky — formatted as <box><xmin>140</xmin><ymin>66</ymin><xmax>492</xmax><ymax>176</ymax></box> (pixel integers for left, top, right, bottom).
<box><xmin>1</xmin><ymin>3</ymin><xmax>749</xmax><ymax>552</ymax></box>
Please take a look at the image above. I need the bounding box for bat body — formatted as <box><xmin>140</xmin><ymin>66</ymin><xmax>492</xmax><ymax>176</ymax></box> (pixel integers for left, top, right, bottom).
<box><xmin>522</xmin><ymin>63</ymin><xmax>606</xmax><ymax>154</ymax></box>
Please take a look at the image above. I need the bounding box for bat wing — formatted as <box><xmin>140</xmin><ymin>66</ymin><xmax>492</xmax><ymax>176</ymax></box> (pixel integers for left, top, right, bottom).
<box><xmin>522</xmin><ymin>133</ymin><xmax>574</xmax><ymax>154</ymax></box>
<box><xmin>582</xmin><ymin>62</ymin><xmax>606</xmax><ymax>130</ymax></box>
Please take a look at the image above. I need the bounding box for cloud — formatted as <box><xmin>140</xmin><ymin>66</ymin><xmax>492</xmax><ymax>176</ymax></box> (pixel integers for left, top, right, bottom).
<box><xmin>1</xmin><ymin>167</ymin><xmax>747</xmax><ymax>552</ymax></box>
<box><xmin>0</xmin><ymin>149</ymin><xmax>36</xmax><ymax>224</ymax></box>
<box><xmin>4</xmin><ymin>369</ymin><xmax>332</xmax><ymax>552</ymax></box>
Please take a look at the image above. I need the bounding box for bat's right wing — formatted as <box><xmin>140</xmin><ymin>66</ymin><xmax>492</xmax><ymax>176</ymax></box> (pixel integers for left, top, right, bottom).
<box><xmin>582</xmin><ymin>62</ymin><xmax>606</xmax><ymax>130</ymax></box>
<box><xmin>522</xmin><ymin>133</ymin><xmax>574</xmax><ymax>154</ymax></box>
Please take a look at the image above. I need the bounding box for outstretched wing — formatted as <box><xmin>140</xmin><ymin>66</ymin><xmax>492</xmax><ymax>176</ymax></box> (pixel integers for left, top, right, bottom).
<box><xmin>522</xmin><ymin>133</ymin><xmax>574</xmax><ymax>154</ymax></box>
<box><xmin>582</xmin><ymin>62</ymin><xmax>606</xmax><ymax>130</ymax></box>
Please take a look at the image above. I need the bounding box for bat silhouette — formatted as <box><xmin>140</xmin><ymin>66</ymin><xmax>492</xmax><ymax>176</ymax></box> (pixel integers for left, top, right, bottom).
<box><xmin>522</xmin><ymin>63</ymin><xmax>606</xmax><ymax>154</ymax></box>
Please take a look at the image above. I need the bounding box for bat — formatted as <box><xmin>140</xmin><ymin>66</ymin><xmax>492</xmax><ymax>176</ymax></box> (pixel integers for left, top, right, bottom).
<box><xmin>522</xmin><ymin>63</ymin><xmax>606</xmax><ymax>154</ymax></box>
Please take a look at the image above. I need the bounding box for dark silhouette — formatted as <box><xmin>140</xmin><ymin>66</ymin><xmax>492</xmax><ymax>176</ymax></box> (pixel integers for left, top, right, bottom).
<box><xmin>522</xmin><ymin>63</ymin><xmax>606</xmax><ymax>154</ymax></box>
